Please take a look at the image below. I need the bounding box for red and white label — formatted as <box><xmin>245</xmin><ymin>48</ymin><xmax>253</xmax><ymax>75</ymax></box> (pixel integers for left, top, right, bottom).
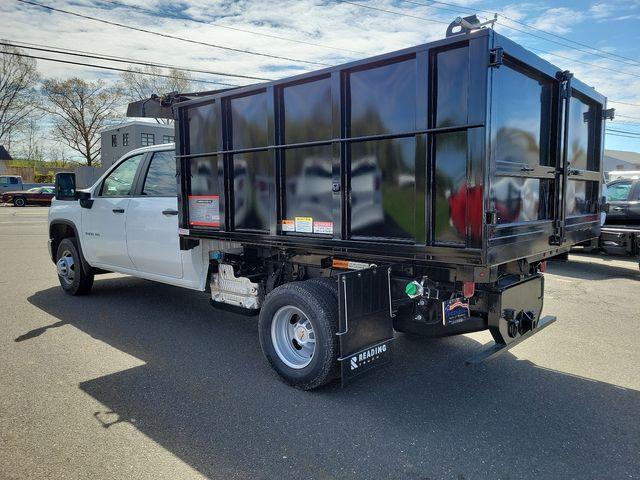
<box><xmin>313</xmin><ymin>221</ymin><xmax>333</xmax><ymax>234</ymax></box>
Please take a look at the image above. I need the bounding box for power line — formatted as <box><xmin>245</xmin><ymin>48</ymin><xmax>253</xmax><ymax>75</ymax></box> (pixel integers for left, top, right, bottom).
<box><xmin>1</xmin><ymin>41</ymin><xmax>272</xmax><ymax>82</ymax></box>
<box><xmin>616</xmin><ymin>114</ymin><xmax>640</xmax><ymax>121</ymax></box>
<box><xmin>606</xmin><ymin>128</ymin><xmax>640</xmax><ymax>136</ymax></box>
<box><xmin>606</xmin><ymin>132</ymin><xmax>640</xmax><ymax>140</ymax></box>
<box><xmin>529</xmin><ymin>46</ymin><xmax>640</xmax><ymax>80</ymax></box>
<box><xmin>340</xmin><ymin>2</ymin><xmax>640</xmax><ymax>111</ymax></box>
<box><xmin>101</xmin><ymin>0</ymin><xmax>365</xmax><ymax>56</ymax></box>
<box><xmin>15</xmin><ymin>0</ymin><xmax>329</xmax><ymax>67</ymax></box>
<box><xmin>609</xmin><ymin>100</ymin><xmax>640</xmax><ymax>108</ymax></box>
<box><xmin>1</xmin><ymin>50</ymin><xmax>239</xmax><ymax>87</ymax></box>
<box><xmin>403</xmin><ymin>0</ymin><xmax>640</xmax><ymax>68</ymax></box>
<box><xmin>336</xmin><ymin>0</ymin><xmax>449</xmax><ymax>24</ymax></box>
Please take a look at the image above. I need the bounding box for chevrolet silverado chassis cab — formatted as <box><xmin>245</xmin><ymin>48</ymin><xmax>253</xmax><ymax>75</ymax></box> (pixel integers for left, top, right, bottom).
<box><xmin>49</xmin><ymin>25</ymin><xmax>607</xmax><ymax>389</ymax></box>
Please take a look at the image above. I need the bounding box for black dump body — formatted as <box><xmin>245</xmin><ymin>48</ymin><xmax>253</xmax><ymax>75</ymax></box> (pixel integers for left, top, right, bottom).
<box><xmin>126</xmin><ymin>27</ymin><xmax>609</xmax><ymax>382</ymax></box>
<box><xmin>158</xmin><ymin>28</ymin><xmax>606</xmax><ymax>279</ymax></box>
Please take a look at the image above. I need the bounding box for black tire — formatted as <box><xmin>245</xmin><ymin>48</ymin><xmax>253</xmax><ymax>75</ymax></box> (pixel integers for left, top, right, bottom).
<box><xmin>13</xmin><ymin>197</ymin><xmax>26</xmax><ymax>207</ymax></box>
<box><xmin>258</xmin><ymin>280</ymin><xmax>339</xmax><ymax>390</ymax></box>
<box><xmin>56</xmin><ymin>238</ymin><xmax>94</xmax><ymax>296</ymax></box>
<box><xmin>306</xmin><ymin>276</ymin><xmax>339</xmax><ymax>301</ymax></box>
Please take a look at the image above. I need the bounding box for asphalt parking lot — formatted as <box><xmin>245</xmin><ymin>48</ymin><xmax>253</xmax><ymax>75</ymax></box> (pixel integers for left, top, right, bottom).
<box><xmin>1</xmin><ymin>206</ymin><xmax>639</xmax><ymax>480</ymax></box>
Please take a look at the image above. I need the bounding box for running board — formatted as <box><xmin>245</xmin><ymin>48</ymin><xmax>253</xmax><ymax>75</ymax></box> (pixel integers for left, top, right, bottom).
<box><xmin>466</xmin><ymin>315</ymin><xmax>557</xmax><ymax>365</ymax></box>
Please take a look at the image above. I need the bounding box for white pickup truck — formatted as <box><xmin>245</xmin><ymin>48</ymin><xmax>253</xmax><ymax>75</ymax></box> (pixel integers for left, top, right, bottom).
<box><xmin>48</xmin><ymin>144</ymin><xmax>210</xmax><ymax>295</ymax></box>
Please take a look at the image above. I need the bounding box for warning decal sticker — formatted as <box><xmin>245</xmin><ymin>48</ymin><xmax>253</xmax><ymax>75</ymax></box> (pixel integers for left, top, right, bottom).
<box><xmin>281</xmin><ymin>219</ymin><xmax>295</xmax><ymax>232</ymax></box>
<box><xmin>313</xmin><ymin>221</ymin><xmax>333</xmax><ymax>234</ymax></box>
<box><xmin>188</xmin><ymin>195</ymin><xmax>220</xmax><ymax>227</ymax></box>
<box><xmin>295</xmin><ymin>217</ymin><xmax>313</xmax><ymax>233</ymax></box>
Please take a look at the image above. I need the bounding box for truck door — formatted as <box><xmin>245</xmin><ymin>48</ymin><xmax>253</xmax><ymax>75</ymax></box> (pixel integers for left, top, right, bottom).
<box><xmin>555</xmin><ymin>76</ymin><xmax>604</xmax><ymax>243</ymax></box>
<box><xmin>125</xmin><ymin>150</ymin><xmax>183</xmax><ymax>278</ymax></box>
<box><xmin>82</xmin><ymin>153</ymin><xmax>145</xmax><ymax>269</ymax></box>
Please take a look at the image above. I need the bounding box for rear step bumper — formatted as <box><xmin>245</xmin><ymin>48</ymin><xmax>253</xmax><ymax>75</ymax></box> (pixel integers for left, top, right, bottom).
<box><xmin>466</xmin><ymin>315</ymin><xmax>557</xmax><ymax>364</ymax></box>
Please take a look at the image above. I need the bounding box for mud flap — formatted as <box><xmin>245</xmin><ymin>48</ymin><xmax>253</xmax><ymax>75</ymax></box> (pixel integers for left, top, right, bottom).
<box><xmin>337</xmin><ymin>266</ymin><xmax>395</xmax><ymax>386</ymax></box>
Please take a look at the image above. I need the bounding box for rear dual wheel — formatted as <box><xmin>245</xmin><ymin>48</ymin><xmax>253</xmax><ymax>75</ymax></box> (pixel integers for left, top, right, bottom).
<box><xmin>258</xmin><ymin>279</ymin><xmax>339</xmax><ymax>390</ymax></box>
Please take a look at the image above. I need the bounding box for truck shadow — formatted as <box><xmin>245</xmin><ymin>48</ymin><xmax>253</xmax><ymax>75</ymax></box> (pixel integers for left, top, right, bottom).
<box><xmin>548</xmin><ymin>253</ymin><xmax>639</xmax><ymax>281</ymax></box>
<box><xmin>26</xmin><ymin>278</ymin><xmax>639</xmax><ymax>479</ymax></box>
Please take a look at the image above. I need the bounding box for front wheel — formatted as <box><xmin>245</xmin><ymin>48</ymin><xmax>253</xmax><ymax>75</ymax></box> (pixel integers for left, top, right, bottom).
<box><xmin>258</xmin><ymin>281</ymin><xmax>339</xmax><ymax>390</ymax></box>
<box><xmin>13</xmin><ymin>197</ymin><xmax>26</xmax><ymax>207</ymax></box>
<box><xmin>56</xmin><ymin>238</ymin><xmax>94</xmax><ymax>295</ymax></box>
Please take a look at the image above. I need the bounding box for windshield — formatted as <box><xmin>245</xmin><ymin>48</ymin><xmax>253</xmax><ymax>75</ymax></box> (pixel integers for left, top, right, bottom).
<box><xmin>27</xmin><ymin>187</ymin><xmax>41</xmax><ymax>192</ymax></box>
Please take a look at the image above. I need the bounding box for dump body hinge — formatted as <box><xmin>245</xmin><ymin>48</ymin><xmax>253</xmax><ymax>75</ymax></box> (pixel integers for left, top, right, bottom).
<box><xmin>603</xmin><ymin>108</ymin><xmax>615</xmax><ymax>120</ymax></box>
<box><xmin>489</xmin><ymin>47</ymin><xmax>504</xmax><ymax>68</ymax></box>
<box><xmin>556</xmin><ymin>70</ymin><xmax>574</xmax><ymax>99</ymax></box>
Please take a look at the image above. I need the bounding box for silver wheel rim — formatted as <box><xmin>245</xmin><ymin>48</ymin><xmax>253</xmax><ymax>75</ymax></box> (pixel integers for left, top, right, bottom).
<box><xmin>15</xmin><ymin>198</ymin><xmax>24</xmax><ymax>206</ymax></box>
<box><xmin>56</xmin><ymin>250</ymin><xmax>75</xmax><ymax>285</ymax></box>
<box><xmin>271</xmin><ymin>305</ymin><xmax>316</xmax><ymax>369</ymax></box>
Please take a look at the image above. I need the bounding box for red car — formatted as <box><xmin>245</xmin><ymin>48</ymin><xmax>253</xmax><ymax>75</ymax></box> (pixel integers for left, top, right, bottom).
<box><xmin>1</xmin><ymin>186</ymin><xmax>55</xmax><ymax>207</ymax></box>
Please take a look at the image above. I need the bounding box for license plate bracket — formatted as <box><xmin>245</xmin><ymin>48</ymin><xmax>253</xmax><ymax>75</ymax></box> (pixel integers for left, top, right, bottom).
<box><xmin>442</xmin><ymin>297</ymin><xmax>470</xmax><ymax>326</ymax></box>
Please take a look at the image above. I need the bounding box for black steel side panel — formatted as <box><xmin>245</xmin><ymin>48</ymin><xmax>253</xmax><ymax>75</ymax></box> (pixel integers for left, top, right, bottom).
<box><xmin>337</xmin><ymin>267</ymin><xmax>394</xmax><ymax>356</ymax></box>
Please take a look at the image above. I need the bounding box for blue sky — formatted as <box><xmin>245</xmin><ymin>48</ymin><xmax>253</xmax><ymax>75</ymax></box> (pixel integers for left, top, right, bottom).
<box><xmin>3</xmin><ymin>0</ymin><xmax>640</xmax><ymax>153</ymax></box>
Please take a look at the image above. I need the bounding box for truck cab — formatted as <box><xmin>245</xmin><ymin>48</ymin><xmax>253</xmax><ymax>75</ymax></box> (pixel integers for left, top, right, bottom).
<box><xmin>48</xmin><ymin>144</ymin><xmax>209</xmax><ymax>294</ymax></box>
<box><xmin>0</xmin><ymin>175</ymin><xmax>23</xmax><ymax>193</ymax></box>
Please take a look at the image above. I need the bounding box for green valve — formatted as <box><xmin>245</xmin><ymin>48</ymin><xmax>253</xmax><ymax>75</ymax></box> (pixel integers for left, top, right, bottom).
<box><xmin>405</xmin><ymin>281</ymin><xmax>422</xmax><ymax>298</ymax></box>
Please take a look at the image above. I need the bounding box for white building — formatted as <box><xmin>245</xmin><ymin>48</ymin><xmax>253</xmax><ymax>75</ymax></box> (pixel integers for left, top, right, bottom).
<box><xmin>100</xmin><ymin>121</ymin><xmax>175</xmax><ymax>167</ymax></box>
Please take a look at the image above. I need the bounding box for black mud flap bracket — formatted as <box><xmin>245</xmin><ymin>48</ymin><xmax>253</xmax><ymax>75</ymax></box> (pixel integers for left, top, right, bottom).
<box><xmin>337</xmin><ymin>266</ymin><xmax>395</xmax><ymax>386</ymax></box>
<box><xmin>467</xmin><ymin>275</ymin><xmax>556</xmax><ymax>364</ymax></box>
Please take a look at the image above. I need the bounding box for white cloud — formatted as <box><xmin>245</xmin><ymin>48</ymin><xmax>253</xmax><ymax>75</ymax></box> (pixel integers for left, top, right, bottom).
<box><xmin>2</xmin><ymin>0</ymin><xmax>640</xmax><ymax>156</ymax></box>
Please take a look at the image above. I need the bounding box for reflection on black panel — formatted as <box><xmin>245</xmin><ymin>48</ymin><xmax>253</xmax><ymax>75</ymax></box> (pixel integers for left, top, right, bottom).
<box><xmin>283</xmin><ymin>78</ymin><xmax>331</xmax><ymax>144</ymax></box>
<box><xmin>434</xmin><ymin>132</ymin><xmax>469</xmax><ymax>245</ymax></box>
<box><xmin>350</xmin><ymin>137</ymin><xmax>415</xmax><ymax>240</ymax></box>
<box><xmin>494</xmin><ymin>177</ymin><xmax>552</xmax><ymax>224</ymax></box>
<box><xmin>349</xmin><ymin>59</ymin><xmax>416</xmax><ymax>137</ymax></box>
<box><xmin>283</xmin><ymin>145</ymin><xmax>333</xmax><ymax>228</ymax></box>
<box><xmin>230</xmin><ymin>92</ymin><xmax>268</xmax><ymax>150</ymax></box>
<box><xmin>566</xmin><ymin>180</ymin><xmax>598</xmax><ymax>216</ymax></box>
<box><xmin>233</xmin><ymin>150</ymin><xmax>273</xmax><ymax>231</ymax></box>
<box><xmin>568</xmin><ymin>96</ymin><xmax>597</xmax><ymax>171</ymax></box>
<box><xmin>436</xmin><ymin>47</ymin><xmax>469</xmax><ymax>128</ymax></box>
<box><xmin>189</xmin><ymin>156</ymin><xmax>220</xmax><ymax>196</ymax></box>
<box><xmin>188</xmin><ymin>103</ymin><xmax>217</xmax><ymax>155</ymax></box>
<box><xmin>493</xmin><ymin>65</ymin><xmax>552</xmax><ymax>167</ymax></box>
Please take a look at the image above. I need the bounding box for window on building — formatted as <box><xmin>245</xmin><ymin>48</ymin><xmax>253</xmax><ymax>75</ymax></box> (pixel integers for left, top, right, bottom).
<box><xmin>111</xmin><ymin>134</ymin><xmax>117</xmax><ymax>147</ymax></box>
<box><xmin>162</xmin><ymin>135</ymin><xmax>175</xmax><ymax>144</ymax></box>
<box><xmin>141</xmin><ymin>133</ymin><xmax>155</xmax><ymax>146</ymax></box>
<box><xmin>123</xmin><ymin>133</ymin><xmax>129</xmax><ymax>146</ymax></box>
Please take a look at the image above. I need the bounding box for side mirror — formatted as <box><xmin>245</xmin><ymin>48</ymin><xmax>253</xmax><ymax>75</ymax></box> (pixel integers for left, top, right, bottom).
<box><xmin>55</xmin><ymin>172</ymin><xmax>77</xmax><ymax>200</ymax></box>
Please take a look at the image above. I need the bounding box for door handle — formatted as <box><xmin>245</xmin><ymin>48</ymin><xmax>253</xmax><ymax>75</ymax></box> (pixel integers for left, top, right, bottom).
<box><xmin>520</xmin><ymin>165</ymin><xmax>535</xmax><ymax>172</ymax></box>
<box><xmin>112</xmin><ymin>208</ymin><xmax>125</xmax><ymax>213</ymax></box>
<box><xmin>162</xmin><ymin>209</ymin><xmax>179</xmax><ymax>216</ymax></box>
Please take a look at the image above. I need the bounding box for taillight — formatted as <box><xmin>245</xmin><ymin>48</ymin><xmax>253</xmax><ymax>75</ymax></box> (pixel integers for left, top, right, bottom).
<box><xmin>463</xmin><ymin>281</ymin><xmax>475</xmax><ymax>298</ymax></box>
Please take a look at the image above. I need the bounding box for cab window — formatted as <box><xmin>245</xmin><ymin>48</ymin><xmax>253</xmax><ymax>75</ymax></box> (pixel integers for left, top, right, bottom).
<box><xmin>607</xmin><ymin>181</ymin><xmax>633</xmax><ymax>202</ymax></box>
<box><xmin>100</xmin><ymin>153</ymin><xmax>144</xmax><ymax>196</ymax></box>
<box><xmin>142</xmin><ymin>150</ymin><xmax>177</xmax><ymax>196</ymax></box>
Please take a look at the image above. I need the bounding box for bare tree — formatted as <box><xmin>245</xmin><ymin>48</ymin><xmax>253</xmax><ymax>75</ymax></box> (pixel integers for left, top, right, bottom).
<box><xmin>0</xmin><ymin>43</ymin><xmax>40</xmax><ymax>148</ymax></box>
<box><xmin>120</xmin><ymin>66</ymin><xmax>192</xmax><ymax>124</ymax></box>
<box><xmin>41</xmin><ymin>78</ymin><xmax>123</xmax><ymax>166</ymax></box>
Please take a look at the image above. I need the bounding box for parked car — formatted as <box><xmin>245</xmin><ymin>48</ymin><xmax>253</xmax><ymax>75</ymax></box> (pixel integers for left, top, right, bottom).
<box><xmin>1</xmin><ymin>186</ymin><xmax>55</xmax><ymax>207</ymax></box>
<box><xmin>605</xmin><ymin>178</ymin><xmax>640</xmax><ymax>225</ymax></box>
